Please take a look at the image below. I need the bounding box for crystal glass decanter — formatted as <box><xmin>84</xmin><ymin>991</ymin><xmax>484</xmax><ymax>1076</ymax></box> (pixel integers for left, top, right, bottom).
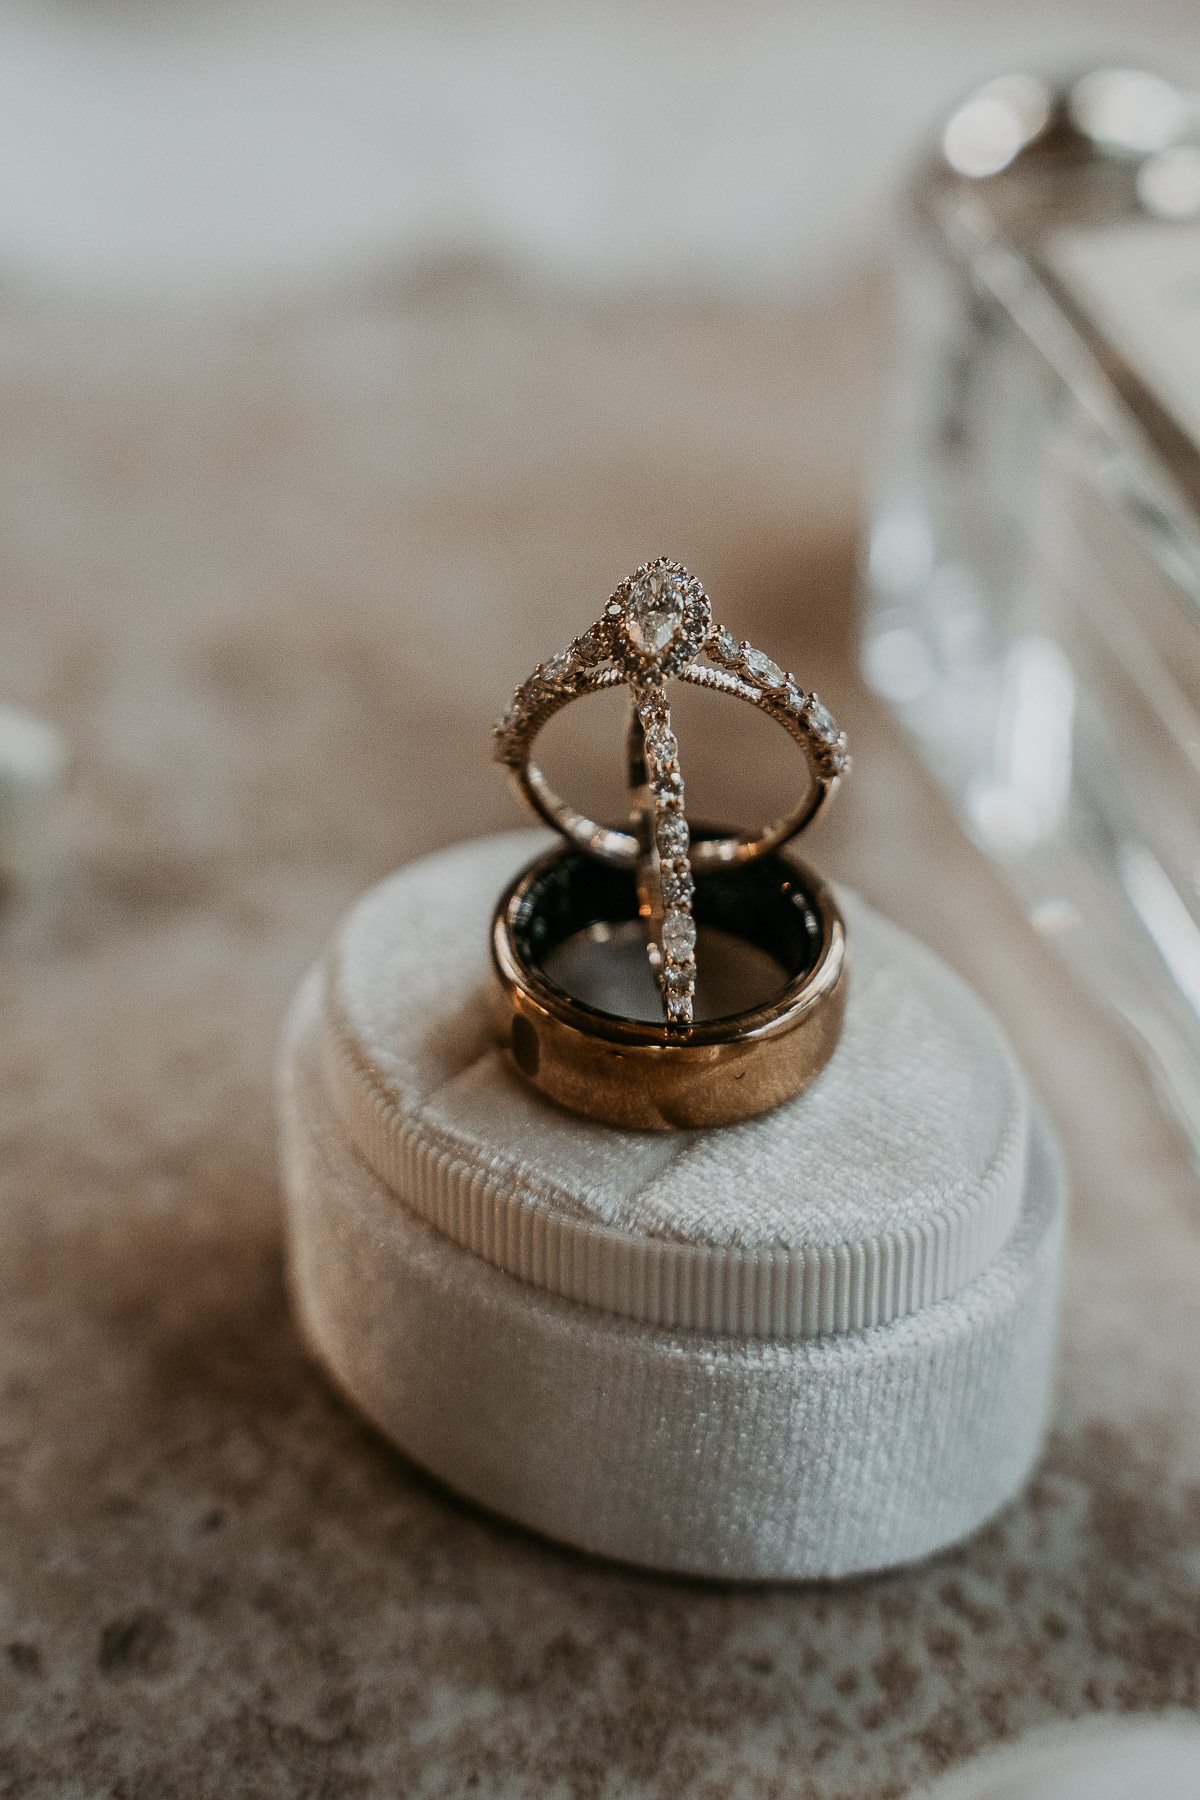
<box><xmin>863</xmin><ymin>66</ymin><xmax>1200</xmax><ymax>1155</ymax></box>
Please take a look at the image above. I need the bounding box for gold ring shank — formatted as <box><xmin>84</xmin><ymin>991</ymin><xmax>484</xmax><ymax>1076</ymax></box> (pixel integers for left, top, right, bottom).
<box><xmin>489</xmin><ymin>842</ymin><xmax>847</xmax><ymax>1130</ymax></box>
<box><xmin>507</xmin><ymin>664</ymin><xmax>841</xmax><ymax>871</ymax></box>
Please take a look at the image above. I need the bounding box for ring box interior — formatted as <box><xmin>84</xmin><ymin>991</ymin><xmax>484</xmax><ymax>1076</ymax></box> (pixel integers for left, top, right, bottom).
<box><xmin>278</xmin><ymin>829</ymin><xmax>1065</xmax><ymax>1580</ymax></box>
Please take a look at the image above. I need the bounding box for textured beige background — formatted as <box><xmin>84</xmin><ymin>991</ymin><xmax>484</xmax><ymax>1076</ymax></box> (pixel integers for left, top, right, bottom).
<box><xmin>2</xmin><ymin>265</ymin><xmax>1200</xmax><ymax>1795</ymax></box>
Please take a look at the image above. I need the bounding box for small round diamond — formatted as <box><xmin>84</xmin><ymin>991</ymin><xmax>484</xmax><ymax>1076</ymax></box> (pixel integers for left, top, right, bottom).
<box><xmin>784</xmin><ymin>683</ymin><xmax>805</xmax><ymax>712</ymax></box>
<box><xmin>806</xmin><ymin>699</ymin><xmax>839</xmax><ymax>742</ymax></box>
<box><xmin>828</xmin><ymin>744</ymin><xmax>849</xmax><ymax>773</ymax></box>
<box><xmin>660</xmin><ymin>861</ymin><xmax>694</xmax><ymax>908</ymax></box>
<box><xmin>644</xmin><ymin>723</ymin><xmax>677</xmax><ymax>761</ymax></box>
<box><xmin>665</xmin><ymin>993</ymin><xmax>693</xmax><ymax>1025</ymax></box>
<box><xmin>651</xmin><ymin>767</ymin><xmax>684</xmax><ymax>801</ymax></box>
<box><xmin>662</xmin><ymin>911</ymin><xmax>697</xmax><ymax>960</ymax></box>
<box><xmin>657</xmin><ymin>813</ymin><xmax>689</xmax><ymax>858</ymax></box>
<box><xmin>661</xmin><ymin>960</ymin><xmax>694</xmax><ymax>993</ymax></box>
<box><xmin>626</xmin><ymin>566</ymin><xmax>687</xmax><ymax>656</ymax></box>
<box><xmin>744</xmin><ymin>647</ymin><xmax>785</xmax><ymax>689</ymax></box>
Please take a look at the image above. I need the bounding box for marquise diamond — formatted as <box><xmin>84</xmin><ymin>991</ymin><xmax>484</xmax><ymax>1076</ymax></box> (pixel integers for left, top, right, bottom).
<box><xmin>713</xmin><ymin>626</ymin><xmax>741</xmax><ymax>666</ymax></box>
<box><xmin>744</xmin><ymin>647</ymin><xmax>785</xmax><ymax>689</ymax></box>
<box><xmin>575</xmin><ymin>626</ymin><xmax>605</xmax><ymax>665</ymax></box>
<box><xmin>806</xmin><ymin>699</ymin><xmax>839</xmax><ymax>742</ymax></box>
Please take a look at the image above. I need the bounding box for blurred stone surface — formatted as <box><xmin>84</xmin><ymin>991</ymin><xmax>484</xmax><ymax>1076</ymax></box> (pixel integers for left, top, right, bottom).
<box><xmin>0</xmin><ymin>704</ymin><xmax>65</xmax><ymax>880</ymax></box>
<box><xmin>0</xmin><ymin>267</ymin><xmax>1199</xmax><ymax>1796</ymax></box>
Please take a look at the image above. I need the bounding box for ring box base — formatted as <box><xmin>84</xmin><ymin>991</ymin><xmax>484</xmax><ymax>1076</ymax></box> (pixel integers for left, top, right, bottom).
<box><xmin>278</xmin><ymin>832</ymin><xmax>1065</xmax><ymax>1580</ymax></box>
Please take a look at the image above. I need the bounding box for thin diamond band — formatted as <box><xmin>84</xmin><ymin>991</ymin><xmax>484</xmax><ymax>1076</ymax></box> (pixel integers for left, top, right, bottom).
<box><xmin>630</xmin><ymin>684</ymin><xmax>697</xmax><ymax>1024</ymax></box>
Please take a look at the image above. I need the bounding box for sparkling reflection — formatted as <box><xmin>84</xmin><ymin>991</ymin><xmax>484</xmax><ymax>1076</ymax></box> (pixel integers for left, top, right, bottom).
<box><xmin>1070</xmin><ymin>68</ymin><xmax>1196</xmax><ymax>155</ymax></box>
<box><xmin>942</xmin><ymin>74</ymin><xmax>1051</xmax><ymax>178</ymax></box>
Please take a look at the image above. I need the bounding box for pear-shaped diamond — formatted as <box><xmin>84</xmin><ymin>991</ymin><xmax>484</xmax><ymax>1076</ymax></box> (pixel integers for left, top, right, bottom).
<box><xmin>627</xmin><ymin>567</ymin><xmax>686</xmax><ymax>656</ymax></box>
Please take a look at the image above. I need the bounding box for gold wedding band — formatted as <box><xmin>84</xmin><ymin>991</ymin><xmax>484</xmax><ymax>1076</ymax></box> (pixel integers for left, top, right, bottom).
<box><xmin>489</xmin><ymin>837</ymin><xmax>847</xmax><ymax>1129</ymax></box>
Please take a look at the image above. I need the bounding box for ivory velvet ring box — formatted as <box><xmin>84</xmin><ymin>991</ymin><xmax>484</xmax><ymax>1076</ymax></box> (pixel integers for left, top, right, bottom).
<box><xmin>278</xmin><ymin>829</ymin><xmax>1065</xmax><ymax>1580</ymax></box>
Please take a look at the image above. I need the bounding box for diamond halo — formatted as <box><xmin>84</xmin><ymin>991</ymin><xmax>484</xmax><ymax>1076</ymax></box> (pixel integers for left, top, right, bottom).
<box><xmin>611</xmin><ymin>557</ymin><xmax>711</xmax><ymax>680</ymax></box>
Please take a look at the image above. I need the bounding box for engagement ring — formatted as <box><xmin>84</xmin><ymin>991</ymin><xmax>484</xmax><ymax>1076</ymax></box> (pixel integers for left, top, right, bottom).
<box><xmin>493</xmin><ymin>557</ymin><xmax>849</xmax><ymax>1028</ymax></box>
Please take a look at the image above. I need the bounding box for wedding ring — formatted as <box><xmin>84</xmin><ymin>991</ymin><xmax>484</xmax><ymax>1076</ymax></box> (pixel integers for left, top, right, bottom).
<box><xmin>489</xmin><ymin>837</ymin><xmax>847</xmax><ymax>1130</ymax></box>
<box><xmin>492</xmin><ymin>558</ymin><xmax>849</xmax><ymax>1027</ymax></box>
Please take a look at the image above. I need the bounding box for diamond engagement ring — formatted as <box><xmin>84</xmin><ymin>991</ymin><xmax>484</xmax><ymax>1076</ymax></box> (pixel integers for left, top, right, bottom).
<box><xmin>492</xmin><ymin>557</ymin><xmax>849</xmax><ymax>1027</ymax></box>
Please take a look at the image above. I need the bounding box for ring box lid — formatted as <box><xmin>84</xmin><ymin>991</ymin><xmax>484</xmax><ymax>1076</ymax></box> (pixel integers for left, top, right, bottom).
<box><xmin>319</xmin><ymin>831</ymin><xmax>1029</xmax><ymax>1339</ymax></box>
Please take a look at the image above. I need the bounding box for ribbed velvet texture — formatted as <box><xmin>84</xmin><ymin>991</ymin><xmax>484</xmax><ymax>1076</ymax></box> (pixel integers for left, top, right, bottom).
<box><xmin>277</xmin><ymin>835</ymin><xmax>1065</xmax><ymax>1578</ymax></box>
<box><xmin>318</xmin><ymin>833</ymin><xmax>1030</xmax><ymax>1336</ymax></box>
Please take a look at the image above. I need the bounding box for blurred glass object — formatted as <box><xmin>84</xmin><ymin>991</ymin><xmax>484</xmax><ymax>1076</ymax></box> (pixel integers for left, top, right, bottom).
<box><xmin>1138</xmin><ymin>144</ymin><xmax>1200</xmax><ymax>220</ymax></box>
<box><xmin>1068</xmin><ymin>67</ymin><xmax>1197</xmax><ymax>153</ymax></box>
<box><xmin>864</xmin><ymin>64</ymin><xmax>1200</xmax><ymax>1160</ymax></box>
<box><xmin>942</xmin><ymin>75</ymin><xmax>1053</xmax><ymax>178</ymax></box>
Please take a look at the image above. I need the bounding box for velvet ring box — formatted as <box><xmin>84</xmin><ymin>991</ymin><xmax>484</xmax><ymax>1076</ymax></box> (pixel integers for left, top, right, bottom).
<box><xmin>277</xmin><ymin>830</ymin><xmax>1065</xmax><ymax>1580</ymax></box>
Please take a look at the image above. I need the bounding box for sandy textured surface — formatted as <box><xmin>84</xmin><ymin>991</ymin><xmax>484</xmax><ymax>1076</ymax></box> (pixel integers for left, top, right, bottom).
<box><xmin>1</xmin><ymin>268</ymin><xmax>1199</xmax><ymax>1797</ymax></box>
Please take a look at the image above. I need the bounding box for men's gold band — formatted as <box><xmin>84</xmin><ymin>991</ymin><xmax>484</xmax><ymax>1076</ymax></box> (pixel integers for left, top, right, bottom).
<box><xmin>489</xmin><ymin>839</ymin><xmax>847</xmax><ymax>1130</ymax></box>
